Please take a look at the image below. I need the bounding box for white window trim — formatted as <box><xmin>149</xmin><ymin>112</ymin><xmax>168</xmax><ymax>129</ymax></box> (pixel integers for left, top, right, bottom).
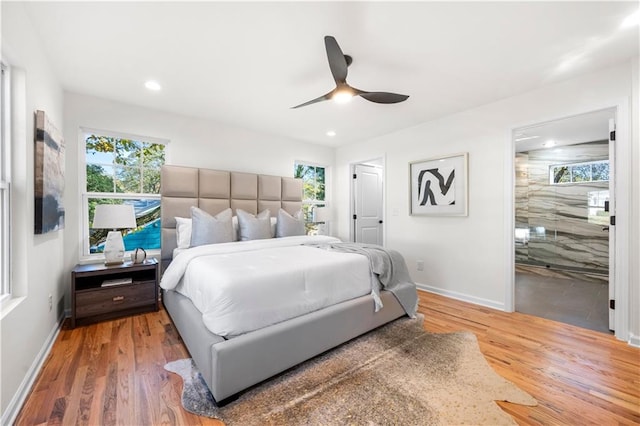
<box><xmin>78</xmin><ymin>128</ymin><xmax>167</xmax><ymax>263</ymax></box>
<box><xmin>1</xmin><ymin>61</ymin><xmax>11</xmax><ymax>302</ymax></box>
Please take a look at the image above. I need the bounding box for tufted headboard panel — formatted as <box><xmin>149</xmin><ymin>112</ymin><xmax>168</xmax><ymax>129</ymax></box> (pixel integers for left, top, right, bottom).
<box><xmin>160</xmin><ymin>165</ymin><xmax>303</xmax><ymax>270</ymax></box>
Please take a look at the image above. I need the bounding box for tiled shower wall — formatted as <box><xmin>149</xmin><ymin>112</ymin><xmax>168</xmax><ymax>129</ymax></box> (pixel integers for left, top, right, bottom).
<box><xmin>515</xmin><ymin>141</ymin><xmax>609</xmax><ymax>274</ymax></box>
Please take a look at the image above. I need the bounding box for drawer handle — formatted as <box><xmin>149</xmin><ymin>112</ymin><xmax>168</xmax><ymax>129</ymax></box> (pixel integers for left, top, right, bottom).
<box><xmin>113</xmin><ymin>296</ymin><xmax>125</xmax><ymax>302</ymax></box>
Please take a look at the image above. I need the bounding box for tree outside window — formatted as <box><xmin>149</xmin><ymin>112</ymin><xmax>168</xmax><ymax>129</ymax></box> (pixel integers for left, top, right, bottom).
<box><xmin>84</xmin><ymin>133</ymin><xmax>165</xmax><ymax>255</ymax></box>
<box><xmin>550</xmin><ymin>160</ymin><xmax>609</xmax><ymax>185</ymax></box>
<box><xmin>294</xmin><ymin>162</ymin><xmax>326</xmax><ymax>235</ymax></box>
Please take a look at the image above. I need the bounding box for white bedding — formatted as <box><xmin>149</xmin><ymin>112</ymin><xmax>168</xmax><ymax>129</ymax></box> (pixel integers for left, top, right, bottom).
<box><xmin>160</xmin><ymin>236</ymin><xmax>375</xmax><ymax>337</ymax></box>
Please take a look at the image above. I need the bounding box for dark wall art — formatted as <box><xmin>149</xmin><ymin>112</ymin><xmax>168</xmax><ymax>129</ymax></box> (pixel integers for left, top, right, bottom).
<box><xmin>409</xmin><ymin>153</ymin><xmax>468</xmax><ymax>216</ymax></box>
<box><xmin>34</xmin><ymin>110</ymin><xmax>65</xmax><ymax>234</ymax></box>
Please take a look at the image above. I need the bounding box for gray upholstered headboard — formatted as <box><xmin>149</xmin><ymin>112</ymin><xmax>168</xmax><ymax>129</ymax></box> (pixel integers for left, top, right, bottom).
<box><xmin>160</xmin><ymin>165</ymin><xmax>303</xmax><ymax>270</ymax></box>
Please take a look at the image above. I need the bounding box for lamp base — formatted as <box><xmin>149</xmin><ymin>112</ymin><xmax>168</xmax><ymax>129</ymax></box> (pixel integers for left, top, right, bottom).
<box><xmin>103</xmin><ymin>230</ymin><xmax>125</xmax><ymax>266</ymax></box>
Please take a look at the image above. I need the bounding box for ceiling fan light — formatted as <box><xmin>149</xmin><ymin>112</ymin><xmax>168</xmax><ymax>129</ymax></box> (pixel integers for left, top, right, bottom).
<box><xmin>333</xmin><ymin>89</ymin><xmax>353</xmax><ymax>104</ymax></box>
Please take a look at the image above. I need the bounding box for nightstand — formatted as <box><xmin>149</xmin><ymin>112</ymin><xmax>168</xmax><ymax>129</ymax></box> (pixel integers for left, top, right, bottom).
<box><xmin>71</xmin><ymin>258</ymin><xmax>159</xmax><ymax>328</ymax></box>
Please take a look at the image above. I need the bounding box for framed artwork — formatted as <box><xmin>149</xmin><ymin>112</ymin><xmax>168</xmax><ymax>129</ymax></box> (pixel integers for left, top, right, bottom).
<box><xmin>409</xmin><ymin>152</ymin><xmax>468</xmax><ymax>216</ymax></box>
<box><xmin>34</xmin><ymin>110</ymin><xmax>65</xmax><ymax>234</ymax></box>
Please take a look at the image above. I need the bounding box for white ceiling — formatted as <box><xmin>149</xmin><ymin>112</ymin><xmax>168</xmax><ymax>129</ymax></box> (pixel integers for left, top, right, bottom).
<box><xmin>21</xmin><ymin>1</ymin><xmax>639</xmax><ymax>147</ymax></box>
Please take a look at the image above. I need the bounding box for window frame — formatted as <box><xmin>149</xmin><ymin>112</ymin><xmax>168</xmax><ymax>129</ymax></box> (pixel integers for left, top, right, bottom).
<box><xmin>294</xmin><ymin>160</ymin><xmax>328</xmax><ymax>234</ymax></box>
<box><xmin>79</xmin><ymin>128</ymin><xmax>167</xmax><ymax>261</ymax></box>
<box><xmin>549</xmin><ymin>159</ymin><xmax>609</xmax><ymax>185</ymax></box>
<box><xmin>1</xmin><ymin>61</ymin><xmax>11</xmax><ymax>301</ymax></box>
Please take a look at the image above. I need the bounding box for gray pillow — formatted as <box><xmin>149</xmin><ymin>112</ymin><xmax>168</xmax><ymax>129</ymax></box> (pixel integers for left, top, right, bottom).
<box><xmin>236</xmin><ymin>209</ymin><xmax>271</xmax><ymax>241</ymax></box>
<box><xmin>276</xmin><ymin>209</ymin><xmax>305</xmax><ymax>237</ymax></box>
<box><xmin>190</xmin><ymin>207</ymin><xmax>234</xmax><ymax>247</ymax></box>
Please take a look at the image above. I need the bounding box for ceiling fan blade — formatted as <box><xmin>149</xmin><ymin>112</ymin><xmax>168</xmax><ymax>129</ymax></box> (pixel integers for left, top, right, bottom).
<box><xmin>291</xmin><ymin>90</ymin><xmax>334</xmax><ymax>109</ymax></box>
<box><xmin>357</xmin><ymin>91</ymin><xmax>409</xmax><ymax>104</ymax></box>
<box><xmin>324</xmin><ymin>36</ymin><xmax>348</xmax><ymax>84</ymax></box>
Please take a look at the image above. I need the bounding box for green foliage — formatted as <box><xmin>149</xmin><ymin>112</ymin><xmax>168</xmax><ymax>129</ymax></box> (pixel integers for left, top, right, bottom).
<box><xmin>85</xmin><ymin>134</ymin><xmax>165</xmax><ymax>250</ymax></box>
<box><xmin>294</xmin><ymin>163</ymin><xmax>325</xmax><ymax>202</ymax></box>
<box><xmin>85</xmin><ymin>135</ymin><xmax>165</xmax><ymax>194</ymax></box>
<box><xmin>86</xmin><ymin>164</ymin><xmax>114</xmax><ymax>192</ymax></box>
<box><xmin>553</xmin><ymin>166</ymin><xmax>569</xmax><ymax>184</ymax></box>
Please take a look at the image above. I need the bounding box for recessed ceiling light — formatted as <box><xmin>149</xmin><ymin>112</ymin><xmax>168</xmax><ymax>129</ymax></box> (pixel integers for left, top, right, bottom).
<box><xmin>145</xmin><ymin>80</ymin><xmax>162</xmax><ymax>91</ymax></box>
<box><xmin>326</xmin><ymin>130</ymin><xmax>336</xmax><ymax>137</ymax></box>
<box><xmin>543</xmin><ymin>140</ymin><xmax>556</xmax><ymax>148</ymax></box>
<box><xmin>621</xmin><ymin>9</ymin><xmax>639</xmax><ymax>29</ymax></box>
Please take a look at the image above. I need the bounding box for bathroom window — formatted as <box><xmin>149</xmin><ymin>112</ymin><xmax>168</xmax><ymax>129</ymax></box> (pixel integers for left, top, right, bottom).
<box><xmin>549</xmin><ymin>160</ymin><xmax>609</xmax><ymax>184</ymax></box>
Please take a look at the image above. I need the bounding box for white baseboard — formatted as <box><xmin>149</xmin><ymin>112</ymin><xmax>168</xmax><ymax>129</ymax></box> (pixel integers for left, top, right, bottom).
<box><xmin>1</xmin><ymin>311</ymin><xmax>65</xmax><ymax>426</ymax></box>
<box><xmin>628</xmin><ymin>332</ymin><xmax>640</xmax><ymax>348</ymax></box>
<box><xmin>416</xmin><ymin>283</ymin><xmax>506</xmax><ymax>311</ymax></box>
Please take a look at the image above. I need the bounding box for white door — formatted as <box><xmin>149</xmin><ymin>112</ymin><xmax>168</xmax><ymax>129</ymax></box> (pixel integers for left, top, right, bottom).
<box><xmin>353</xmin><ymin>164</ymin><xmax>383</xmax><ymax>245</ymax></box>
<box><xmin>608</xmin><ymin>118</ymin><xmax>616</xmax><ymax>331</ymax></box>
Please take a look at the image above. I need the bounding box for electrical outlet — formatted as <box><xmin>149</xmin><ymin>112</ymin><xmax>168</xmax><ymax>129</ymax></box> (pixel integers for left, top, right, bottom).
<box><xmin>416</xmin><ymin>260</ymin><xmax>424</xmax><ymax>271</ymax></box>
<box><xmin>48</xmin><ymin>294</ymin><xmax>53</xmax><ymax>311</ymax></box>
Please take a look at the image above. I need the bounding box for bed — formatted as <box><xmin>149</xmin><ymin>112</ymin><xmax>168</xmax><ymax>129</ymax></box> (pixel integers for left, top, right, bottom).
<box><xmin>160</xmin><ymin>165</ymin><xmax>417</xmax><ymax>403</ymax></box>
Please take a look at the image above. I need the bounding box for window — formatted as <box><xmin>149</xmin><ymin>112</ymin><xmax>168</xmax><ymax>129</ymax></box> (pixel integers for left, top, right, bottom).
<box><xmin>549</xmin><ymin>160</ymin><xmax>609</xmax><ymax>184</ymax></box>
<box><xmin>82</xmin><ymin>131</ymin><xmax>166</xmax><ymax>257</ymax></box>
<box><xmin>1</xmin><ymin>62</ymin><xmax>10</xmax><ymax>299</ymax></box>
<box><xmin>587</xmin><ymin>190</ymin><xmax>610</xmax><ymax>226</ymax></box>
<box><xmin>294</xmin><ymin>162</ymin><xmax>326</xmax><ymax>234</ymax></box>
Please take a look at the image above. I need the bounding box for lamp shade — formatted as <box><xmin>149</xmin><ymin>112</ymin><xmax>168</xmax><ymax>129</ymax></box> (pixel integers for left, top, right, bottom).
<box><xmin>313</xmin><ymin>206</ymin><xmax>330</xmax><ymax>223</ymax></box>
<box><xmin>93</xmin><ymin>204</ymin><xmax>137</xmax><ymax>229</ymax></box>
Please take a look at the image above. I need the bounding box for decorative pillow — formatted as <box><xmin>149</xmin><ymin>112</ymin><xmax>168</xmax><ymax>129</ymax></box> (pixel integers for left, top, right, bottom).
<box><xmin>276</xmin><ymin>209</ymin><xmax>306</xmax><ymax>237</ymax></box>
<box><xmin>190</xmin><ymin>207</ymin><xmax>234</xmax><ymax>247</ymax></box>
<box><xmin>236</xmin><ymin>209</ymin><xmax>272</xmax><ymax>241</ymax></box>
<box><xmin>232</xmin><ymin>216</ymin><xmax>239</xmax><ymax>242</ymax></box>
<box><xmin>175</xmin><ymin>217</ymin><xmax>192</xmax><ymax>249</ymax></box>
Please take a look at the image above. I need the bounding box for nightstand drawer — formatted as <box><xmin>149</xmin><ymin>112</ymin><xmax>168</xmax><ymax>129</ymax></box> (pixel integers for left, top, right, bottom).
<box><xmin>76</xmin><ymin>281</ymin><xmax>156</xmax><ymax>318</ymax></box>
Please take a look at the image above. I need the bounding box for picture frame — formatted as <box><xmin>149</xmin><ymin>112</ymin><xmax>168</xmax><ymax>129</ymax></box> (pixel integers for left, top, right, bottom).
<box><xmin>409</xmin><ymin>152</ymin><xmax>468</xmax><ymax>216</ymax></box>
<box><xmin>34</xmin><ymin>110</ymin><xmax>65</xmax><ymax>234</ymax></box>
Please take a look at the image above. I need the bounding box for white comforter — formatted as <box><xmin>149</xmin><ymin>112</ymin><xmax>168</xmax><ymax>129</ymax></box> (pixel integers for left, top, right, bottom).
<box><xmin>160</xmin><ymin>236</ymin><xmax>374</xmax><ymax>337</ymax></box>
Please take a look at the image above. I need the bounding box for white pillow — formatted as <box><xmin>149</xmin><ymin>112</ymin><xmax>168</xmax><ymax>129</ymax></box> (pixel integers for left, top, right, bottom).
<box><xmin>236</xmin><ymin>209</ymin><xmax>271</xmax><ymax>241</ymax></box>
<box><xmin>190</xmin><ymin>207</ymin><xmax>234</xmax><ymax>247</ymax></box>
<box><xmin>175</xmin><ymin>217</ymin><xmax>192</xmax><ymax>249</ymax></box>
<box><xmin>233</xmin><ymin>216</ymin><xmax>239</xmax><ymax>241</ymax></box>
<box><xmin>176</xmin><ymin>214</ymin><xmax>239</xmax><ymax>249</ymax></box>
<box><xmin>276</xmin><ymin>209</ymin><xmax>306</xmax><ymax>237</ymax></box>
<box><xmin>270</xmin><ymin>217</ymin><xmax>277</xmax><ymax>237</ymax></box>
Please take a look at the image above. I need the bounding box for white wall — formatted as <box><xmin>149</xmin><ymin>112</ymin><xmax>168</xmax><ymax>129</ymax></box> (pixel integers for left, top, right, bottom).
<box><xmin>335</xmin><ymin>62</ymin><xmax>639</xmax><ymax>340</ymax></box>
<box><xmin>63</xmin><ymin>92</ymin><xmax>335</xmax><ymax>278</ymax></box>
<box><xmin>631</xmin><ymin>57</ymin><xmax>639</xmax><ymax>345</ymax></box>
<box><xmin>1</xmin><ymin>2</ymin><xmax>66</xmax><ymax>420</ymax></box>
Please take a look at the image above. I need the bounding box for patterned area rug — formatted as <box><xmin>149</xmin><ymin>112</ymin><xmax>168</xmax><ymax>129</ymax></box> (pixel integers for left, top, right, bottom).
<box><xmin>164</xmin><ymin>315</ymin><xmax>536</xmax><ymax>425</ymax></box>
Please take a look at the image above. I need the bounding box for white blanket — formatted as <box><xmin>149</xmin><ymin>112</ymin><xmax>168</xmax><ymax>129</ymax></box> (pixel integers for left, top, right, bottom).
<box><xmin>160</xmin><ymin>236</ymin><xmax>374</xmax><ymax>337</ymax></box>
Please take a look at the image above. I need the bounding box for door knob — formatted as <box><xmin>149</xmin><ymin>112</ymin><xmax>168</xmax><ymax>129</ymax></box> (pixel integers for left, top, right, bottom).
<box><xmin>378</xmin><ymin>220</ymin><xmax>383</xmax><ymax>224</ymax></box>
<box><xmin>602</xmin><ymin>226</ymin><xmax>609</xmax><ymax>231</ymax></box>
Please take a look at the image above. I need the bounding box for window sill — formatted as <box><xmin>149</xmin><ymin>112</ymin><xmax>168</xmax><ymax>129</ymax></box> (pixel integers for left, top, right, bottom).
<box><xmin>1</xmin><ymin>295</ymin><xmax>26</xmax><ymax>321</ymax></box>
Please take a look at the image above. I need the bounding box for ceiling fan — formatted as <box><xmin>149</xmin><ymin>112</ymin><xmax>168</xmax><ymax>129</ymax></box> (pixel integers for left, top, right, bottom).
<box><xmin>292</xmin><ymin>36</ymin><xmax>409</xmax><ymax>109</ymax></box>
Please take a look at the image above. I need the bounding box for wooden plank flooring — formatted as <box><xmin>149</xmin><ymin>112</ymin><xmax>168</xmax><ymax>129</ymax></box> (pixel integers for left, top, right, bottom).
<box><xmin>15</xmin><ymin>291</ymin><xmax>640</xmax><ymax>425</ymax></box>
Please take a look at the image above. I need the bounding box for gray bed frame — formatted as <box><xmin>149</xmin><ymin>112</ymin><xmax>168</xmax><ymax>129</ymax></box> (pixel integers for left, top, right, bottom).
<box><xmin>160</xmin><ymin>165</ymin><xmax>406</xmax><ymax>403</ymax></box>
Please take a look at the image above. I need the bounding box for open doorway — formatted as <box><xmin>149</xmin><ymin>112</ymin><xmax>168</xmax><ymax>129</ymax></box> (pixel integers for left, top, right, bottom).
<box><xmin>513</xmin><ymin>108</ymin><xmax>615</xmax><ymax>334</ymax></box>
<box><xmin>350</xmin><ymin>158</ymin><xmax>384</xmax><ymax>245</ymax></box>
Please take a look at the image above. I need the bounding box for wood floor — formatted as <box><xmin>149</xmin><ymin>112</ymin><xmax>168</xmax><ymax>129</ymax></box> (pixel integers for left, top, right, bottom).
<box><xmin>15</xmin><ymin>291</ymin><xmax>640</xmax><ymax>425</ymax></box>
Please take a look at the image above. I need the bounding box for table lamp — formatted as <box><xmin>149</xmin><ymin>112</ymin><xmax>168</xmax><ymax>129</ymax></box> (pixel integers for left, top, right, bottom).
<box><xmin>92</xmin><ymin>204</ymin><xmax>137</xmax><ymax>265</ymax></box>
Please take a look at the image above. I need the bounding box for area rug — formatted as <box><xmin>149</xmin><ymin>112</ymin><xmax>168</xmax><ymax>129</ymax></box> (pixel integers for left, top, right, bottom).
<box><xmin>165</xmin><ymin>315</ymin><xmax>537</xmax><ymax>425</ymax></box>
